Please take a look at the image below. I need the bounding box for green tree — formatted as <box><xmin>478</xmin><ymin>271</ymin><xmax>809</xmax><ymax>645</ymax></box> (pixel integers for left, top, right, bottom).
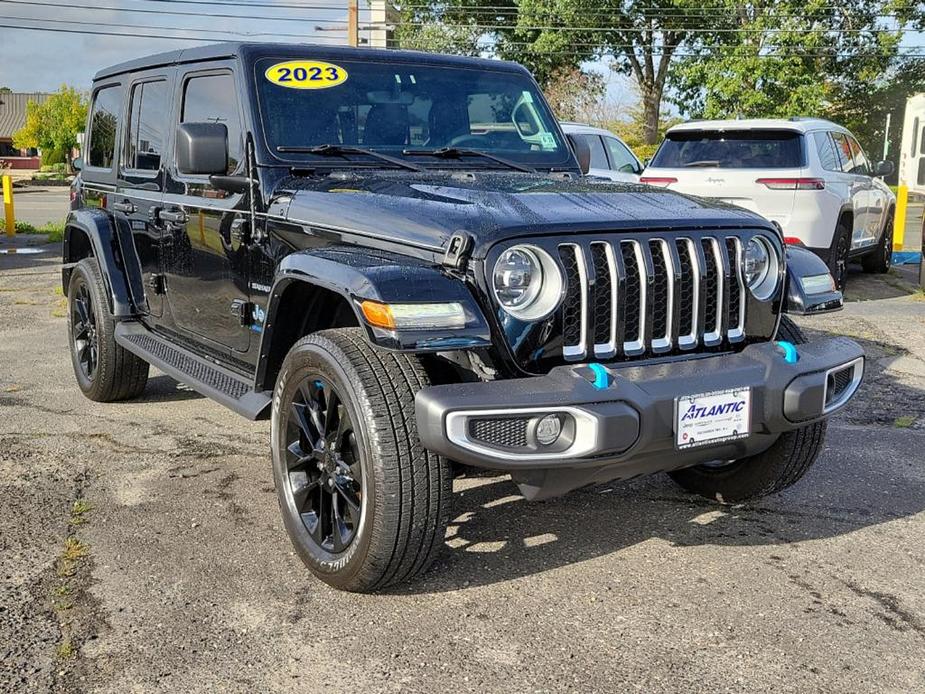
<box><xmin>12</xmin><ymin>85</ymin><xmax>87</xmax><ymax>170</ymax></box>
<box><xmin>669</xmin><ymin>0</ymin><xmax>914</xmax><ymax>122</ymax></box>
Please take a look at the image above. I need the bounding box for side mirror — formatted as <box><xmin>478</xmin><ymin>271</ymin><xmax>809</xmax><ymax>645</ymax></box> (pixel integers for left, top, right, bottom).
<box><xmin>873</xmin><ymin>160</ymin><xmax>895</xmax><ymax>177</ymax></box>
<box><xmin>176</xmin><ymin>122</ymin><xmax>228</xmax><ymax>176</ymax></box>
<box><xmin>566</xmin><ymin>134</ymin><xmax>591</xmax><ymax>175</ymax></box>
<box><xmin>72</xmin><ymin>157</ymin><xmax>83</xmax><ymax>172</ymax></box>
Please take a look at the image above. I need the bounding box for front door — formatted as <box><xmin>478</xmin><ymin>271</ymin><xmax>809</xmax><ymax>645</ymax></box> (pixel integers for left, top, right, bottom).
<box><xmin>161</xmin><ymin>67</ymin><xmax>251</xmax><ymax>354</ymax></box>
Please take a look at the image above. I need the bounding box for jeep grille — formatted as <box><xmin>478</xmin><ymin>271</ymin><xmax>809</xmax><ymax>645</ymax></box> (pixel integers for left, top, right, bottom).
<box><xmin>558</xmin><ymin>235</ymin><xmax>747</xmax><ymax>361</ymax></box>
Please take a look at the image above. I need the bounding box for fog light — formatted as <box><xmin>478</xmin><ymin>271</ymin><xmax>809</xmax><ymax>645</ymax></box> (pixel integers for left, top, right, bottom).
<box><xmin>535</xmin><ymin>415</ymin><xmax>562</xmax><ymax>446</ymax></box>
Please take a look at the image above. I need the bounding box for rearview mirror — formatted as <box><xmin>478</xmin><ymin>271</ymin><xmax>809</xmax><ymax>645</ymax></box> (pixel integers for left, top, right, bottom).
<box><xmin>176</xmin><ymin>122</ymin><xmax>228</xmax><ymax>176</ymax></box>
<box><xmin>873</xmin><ymin>160</ymin><xmax>895</xmax><ymax>178</ymax></box>
<box><xmin>566</xmin><ymin>134</ymin><xmax>591</xmax><ymax>175</ymax></box>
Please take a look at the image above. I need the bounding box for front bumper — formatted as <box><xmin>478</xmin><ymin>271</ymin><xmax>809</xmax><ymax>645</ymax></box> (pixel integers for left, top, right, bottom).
<box><xmin>416</xmin><ymin>337</ymin><xmax>864</xmax><ymax>497</ymax></box>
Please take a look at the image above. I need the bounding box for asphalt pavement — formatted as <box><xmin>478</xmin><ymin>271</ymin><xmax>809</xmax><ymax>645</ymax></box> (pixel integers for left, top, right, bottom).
<box><xmin>1</xmin><ymin>244</ymin><xmax>924</xmax><ymax>693</ymax></box>
<box><xmin>0</xmin><ymin>186</ymin><xmax>70</xmax><ymax>228</ymax></box>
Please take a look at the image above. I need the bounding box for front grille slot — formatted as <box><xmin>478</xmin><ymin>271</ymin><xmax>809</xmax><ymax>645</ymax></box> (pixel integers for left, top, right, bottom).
<box><xmin>558</xmin><ymin>233</ymin><xmax>750</xmax><ymax>362</ymax></box>
<box><xmin>469</xmin><ymin>417</ymin><xmax>529</xmax><ymax>449</ymax></box>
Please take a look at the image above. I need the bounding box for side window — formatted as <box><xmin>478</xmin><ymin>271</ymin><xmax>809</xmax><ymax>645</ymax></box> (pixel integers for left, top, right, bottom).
<box><xmin>846</xmin><ymin>136</ymin><xmax>870</xmax><ymax>175</ymax></box>
<box><xmin>180</xmin><ymin>72</ymin><xmax>242</xmax><ymax>174</ymax></box>
<box><xmin>87</xmin><ymin>85</ymin><xmax>122</xmax><ymax>169</ymax></box>
<box><xmin>920</xmin><ymin>121</ymin><xmax>925</xmax><ymax>155</ymax></box>
<box><xmin>831</xmin><ymin>132</ymin><xmax>853</xmax><ymax>173</ymax></box>
<box><xmin>913</xmin><ymin>118</ymin><xmax>920</xmax><ymax>156</ymax></box>
<box><xmin>813</xmin><ymin>132</ymin><xmax>839</xmax><ymax>171</ymax></box>
<box><xmin>604</xmin><ymin>136</ymin><xmax>639</xmax><ymax>173</ymax></box>
<box><xmin>582</xmin><ymin>135</ymin><xmax>608</xmax><ymax>169</ymax></box>
<box><xmin>124</xmin><ymin>81</ymin><xmax>167</xmax><ymax>172</ymax></box>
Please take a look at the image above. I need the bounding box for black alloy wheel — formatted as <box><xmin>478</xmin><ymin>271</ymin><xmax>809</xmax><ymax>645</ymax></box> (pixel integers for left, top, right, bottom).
<box><xmin>71</xmin><ymin>281</ymin><xmax>99</xmax><ymax>382</ymax></box>
<box><xmin>284</xmin><ymin>376</ymin><xmax>363</xmax><ymax>554</ymax></box>
<box><xmin>830</xmin><ymin>227</ymin><xmax>850</xmax><ymax>291</ymax></box>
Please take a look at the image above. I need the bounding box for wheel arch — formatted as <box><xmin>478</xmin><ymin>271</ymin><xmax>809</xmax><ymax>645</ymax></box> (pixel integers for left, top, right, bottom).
<box><xmin>254</xmin><ymin>247</ymin><xmax>491</xmax><ymax>392</ymax></box>
<box><xmin>62</xmin><ymin>209</ymin><xmax>142</xmax><ymax>317</ymax></box>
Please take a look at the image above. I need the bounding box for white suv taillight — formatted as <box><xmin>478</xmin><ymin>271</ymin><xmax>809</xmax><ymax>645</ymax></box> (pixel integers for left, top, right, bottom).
<box><xmin>756</xmin><ymin>178</ymin><xmax>825</xmax><ymax>190</ymax></box>
<box><xmin>639</xmin><ymin>177</ymin><xmax>678</xmax><ymax>188</ymax></box>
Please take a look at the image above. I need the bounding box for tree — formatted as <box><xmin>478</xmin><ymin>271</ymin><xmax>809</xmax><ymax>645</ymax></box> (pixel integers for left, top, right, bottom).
<box><xmin>669</xmin><ymin>0</ymin><xmax>913</xmax><ymax>123</ymax></box>
<box><xmin>12</xmin><ymin>85</ymin><xmax>87</xmax><ymax>169</ymax></box>
<box><xmin>0</xmin><ymin>87</ymin><xmax>11</xmax><ymax>94</ymax></box>
<box><xmin>542</xmin><ymin>66</ymin><xmax>606</xmax><ymax>120</ymax></box>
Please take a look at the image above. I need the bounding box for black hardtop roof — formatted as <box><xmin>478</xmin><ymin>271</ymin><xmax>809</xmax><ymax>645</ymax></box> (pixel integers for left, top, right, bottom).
<box><xmin>93</xmin><ymin>42</ymin><xmax>527</xmax><ymax>82</ymax></box>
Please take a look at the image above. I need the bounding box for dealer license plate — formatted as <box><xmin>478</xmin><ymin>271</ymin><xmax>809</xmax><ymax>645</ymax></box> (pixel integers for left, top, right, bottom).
<box><xmin>675</xmin><ymin>388</ymin><xmax>751</xmax><ymax>450</ymax></box>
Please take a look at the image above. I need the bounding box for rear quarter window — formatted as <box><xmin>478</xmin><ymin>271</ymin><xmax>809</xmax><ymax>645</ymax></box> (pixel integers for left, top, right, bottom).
<box><xmin>87</xmin><ymin>85</ymin><xmax>123</xmax><ymax>169</ymax></box>
<box><xmin>650</xmin><ymin>130</ymin><xmax>804</xmax><ymax>169</ymax></box>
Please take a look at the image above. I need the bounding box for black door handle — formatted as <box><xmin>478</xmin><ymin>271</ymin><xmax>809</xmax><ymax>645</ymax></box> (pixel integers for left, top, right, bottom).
<box><xmin>159</xmin><ymin>209</ymin><xmax>188</xmax><ymax>224</ymax></box>
<box><xmin>111</xmin><ymin>200</ymin><xmax>136</xmax><ymax>214</ymax></box>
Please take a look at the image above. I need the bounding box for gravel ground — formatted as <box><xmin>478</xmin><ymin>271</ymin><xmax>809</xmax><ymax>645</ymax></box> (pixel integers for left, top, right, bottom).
<box><xmin>1</xmin><ymin>246</ymin><xmax>924</xmax><ymax>694</ymax></box>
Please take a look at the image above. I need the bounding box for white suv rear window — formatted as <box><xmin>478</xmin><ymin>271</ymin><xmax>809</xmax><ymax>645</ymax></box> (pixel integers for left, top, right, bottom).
<box><xmin>651</xmin><ymin>130</ymin><xmax>804</xmax><ymax>169</ymax></box>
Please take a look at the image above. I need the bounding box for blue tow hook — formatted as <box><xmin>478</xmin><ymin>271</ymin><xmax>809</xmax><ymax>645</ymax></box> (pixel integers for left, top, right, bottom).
<box><xmin>775</xmin><ymin>340</ymin><xmax>799</xmax><ymax>364</ymax></box>
<box><xmin>587</xmin><ymin>363</ymin><xmax>610</xmax><ymax>390</ymax></box>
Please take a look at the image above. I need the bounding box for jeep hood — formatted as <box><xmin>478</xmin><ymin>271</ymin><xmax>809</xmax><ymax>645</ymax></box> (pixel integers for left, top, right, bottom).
<box><xmin>276</xmin><ymin>171</ymin><xmax>773</xmax><ymax>256</ymax></box>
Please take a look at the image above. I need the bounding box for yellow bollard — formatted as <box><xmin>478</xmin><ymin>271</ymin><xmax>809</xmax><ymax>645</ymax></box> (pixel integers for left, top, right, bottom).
<box><xmin>894</xmin><ymin>185</ymin><xmax>908</xmax><ymax>251</ymax></box>
<box><xmin>2</xmin><ymin>175</ymin><xmax>14</xmax><ymax>238</ymax></box>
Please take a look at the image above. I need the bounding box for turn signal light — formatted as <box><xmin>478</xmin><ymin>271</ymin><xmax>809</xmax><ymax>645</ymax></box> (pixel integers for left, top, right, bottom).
<box><xmin>640</xmin><ymin>177</ymin><xmax>678</xmax><ymax>187</ymax></box>
<box><xmin>360</xmin><ymin>300</ymin><xmax>467</xmax><ymax>330</ymax></box>
<box><xmin>783</xmin><ymin>237</ymin><xmax>805</xmax><ymax>246</ymax></box>
<box><xmin>756</xmin><ymin>178</ymin><xmax>825</xmax><ymax>190</ymax></box>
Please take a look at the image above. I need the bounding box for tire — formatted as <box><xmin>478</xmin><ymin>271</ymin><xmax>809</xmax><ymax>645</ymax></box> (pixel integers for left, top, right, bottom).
<box><xmin>667</xmin><ymin>317</ymin><xmax>827</xmax><ymax>503</ymax></box>
<box><xmin>67</xmin><ymin>258</ymin><xmax>149</xmax><ymax>402</ymax></box>
<box><xmin>861</xmin><ymin>214</ymin><xmax>893</xmax><ymax>274</ymax></box>
<box><xmin>827</xmin><ymin>220</ymin><xmax>851</xmax><ymax>291</ymax></box>
<box><xmin>270</xmin><ymin>328</ymin><xmax>452</xmax><ymax>592</ymax></box>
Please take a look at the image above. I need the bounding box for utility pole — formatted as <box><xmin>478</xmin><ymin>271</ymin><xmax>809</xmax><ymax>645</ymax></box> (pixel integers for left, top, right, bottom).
<box><xmin>348</xmin><ymin>0</ymin><xmax>359</xmax><ymax>47</ymax></box>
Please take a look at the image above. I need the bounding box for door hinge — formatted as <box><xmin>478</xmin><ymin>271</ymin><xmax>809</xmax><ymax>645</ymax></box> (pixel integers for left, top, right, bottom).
<box><xmin>149</xmin><ymin>274</ymin><xmax>167</xmax><ymax>295</ymax></box>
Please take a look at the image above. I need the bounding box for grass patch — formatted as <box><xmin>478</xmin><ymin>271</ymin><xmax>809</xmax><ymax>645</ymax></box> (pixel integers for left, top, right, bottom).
<box><xmin>51</xmin><ymin>494</ymin><xmax>93</xmax><ymax>665</ymax></box>
<box><xmin>70</xmin><ymin>500</ymin><xmax>93</xmax><ymax>526</ymax></box>
<box><xmin>13</xmin><ymin>220</ymin><xmax>65</xmax><ymax>243</ymax></box>
<box><xmin>56</xmin><ymin>640</ymin><xmax>76</xmax><ymax>660</ymax></box>
<box><xmin>894</xmin><ymin>415</ymin><xmax>916</xmax><ymax>428</ymax></box>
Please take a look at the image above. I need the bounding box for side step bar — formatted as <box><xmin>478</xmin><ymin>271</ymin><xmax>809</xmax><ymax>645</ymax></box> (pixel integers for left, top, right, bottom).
<box><xmin>114</xmin><ymin>321</ymin><xmax>271</xmax><ymax>420</ymax></box>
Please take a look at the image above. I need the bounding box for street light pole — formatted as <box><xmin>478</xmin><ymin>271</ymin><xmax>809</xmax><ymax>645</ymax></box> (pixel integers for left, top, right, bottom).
<box><xmin>348</xmin><ymin>0</ymin><xmax>359</xmax><ymax>47</ymax></box>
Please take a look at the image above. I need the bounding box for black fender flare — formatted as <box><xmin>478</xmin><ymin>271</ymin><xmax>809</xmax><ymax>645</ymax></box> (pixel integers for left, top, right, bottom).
<box><xmin>783</xmin><ymin>244</ymin><xmax>843</xmax><ymax>315</ymax></box>
<box><xmin>255</xmin><ymin>246</ymin><xmax>492</xmax><ymax>389</ymax></box>
<box><xmin>63</xmin><ymin>209</ymin><xmax>145</xmax><ymax>318</ymax></box>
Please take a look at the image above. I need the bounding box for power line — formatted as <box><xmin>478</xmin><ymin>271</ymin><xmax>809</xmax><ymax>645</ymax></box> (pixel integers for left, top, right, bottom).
<box><xmin>391</xmin><ymin>20</ymin><xmax>921</xmax><ymax>34</ymax></box>
<box><xmin>0</xmin><ymin>0</ymin><xmax>348</xmax><ymax>23</ymax></box>
<box><xmin>2</xmin><ymin>20</ymin><xmax>343</xmax><ymax>42</ymax></box>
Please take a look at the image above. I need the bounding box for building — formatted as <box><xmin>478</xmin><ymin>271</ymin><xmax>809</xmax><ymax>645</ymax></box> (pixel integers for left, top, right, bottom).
<box><xmin>0</xmin><ymin>91</ymin><xmax>51</xmax><ymax>169</ymax></box>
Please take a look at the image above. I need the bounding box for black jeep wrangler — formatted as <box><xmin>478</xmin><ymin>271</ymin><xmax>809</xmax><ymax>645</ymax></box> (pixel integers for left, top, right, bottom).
<box><xmin>65</xmin><ymin>43</ymin><xmax>864</xmax><ymax>592</ymax></box>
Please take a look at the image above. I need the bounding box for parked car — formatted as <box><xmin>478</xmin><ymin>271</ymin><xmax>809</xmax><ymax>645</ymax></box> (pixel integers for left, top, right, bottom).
<box><xmin>65</xmin><ymin>44</ymin><xmax>863</xmax><ymax>592</ymax></box>
<box><xmin>560</xmin><ymin>121</ymin><xmax>643</xmax><ymax>182</ymax></box>
<box><xmin>641</xmin><ymin>118</ymin><xmax>896</xmax><ymax>289</ymax></box>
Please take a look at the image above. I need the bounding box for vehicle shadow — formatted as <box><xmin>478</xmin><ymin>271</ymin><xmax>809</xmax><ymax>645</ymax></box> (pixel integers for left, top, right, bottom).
<box><xmin>843</xmin><ymin>263</ymin><xmax>921</xmax><ymax>302</ymax></box>
<box><xmin>390</xmin><ymin>328</ymin><xmax>925</xmax><ymax>595</ymax></box>
<box><xmin>0</xmin><ymin>241</ymin><xmax>61</xmax><ymax>273</ymax></box>
<box><xmin>140</xmin><ymin>374</ymin><xmax>206</xmax><ymax>403</ymax></box>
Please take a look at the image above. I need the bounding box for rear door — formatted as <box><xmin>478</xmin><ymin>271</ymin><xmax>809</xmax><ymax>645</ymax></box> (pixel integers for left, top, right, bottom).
<box><xmin>831</xmin><ymin>132</ymin><xmax>874</xmax><ymax>250</ymax></box>
<box><xmin>645</xmin><ymin>129</ymin><xmax>804</xmax><ymax>227</ymax></box>
<box><xmin>577</xmin><ymin>133</ymin><xmax>615</xmax><ymax>180</ymax></box>
<box><xmin>602</xmin><ymin>135</ymin><xmax>642</xmax><ymax>182</ymax></box>
<box><xmin>114</xmin><ymin>71</ymin><xmax>172</xmax><ymax>317</ymax></box>
<box><xmin>847</xmin><ymin>135</ymin><xmax>886</xmax><ymax>247</ymax></box>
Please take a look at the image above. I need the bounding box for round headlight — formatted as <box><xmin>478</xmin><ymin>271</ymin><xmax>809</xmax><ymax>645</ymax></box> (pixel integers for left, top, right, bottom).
<box><xmin>492</xmin><ymin>245</ymin><xmax>564</xmax><ymax>321</ymax></box>
<box><xmin>742</xmin><ymin>236</ymin><xmax>779</xmax><ymax>301</ymax></box>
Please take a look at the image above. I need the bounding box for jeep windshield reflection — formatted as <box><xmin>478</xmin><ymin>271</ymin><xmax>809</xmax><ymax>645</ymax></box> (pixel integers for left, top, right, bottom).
<box><xmin>254</xmin><ymin>57</ymin><xmax>570</xmax><ymax>170</ymax></box>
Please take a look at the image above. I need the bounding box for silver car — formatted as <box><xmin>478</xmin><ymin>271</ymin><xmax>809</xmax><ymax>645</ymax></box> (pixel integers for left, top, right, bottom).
<box><xmin>560</xmin><ymin>121</ymin><xmax>643</xmax><ymax>182</ymax></box>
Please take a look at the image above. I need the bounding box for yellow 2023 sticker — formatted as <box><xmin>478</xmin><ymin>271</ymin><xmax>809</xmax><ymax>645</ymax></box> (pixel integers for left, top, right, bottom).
<box><xmin>265</xmin><ymin>60</ymin><xmax>348</xmax><ymax>90</ymax></box>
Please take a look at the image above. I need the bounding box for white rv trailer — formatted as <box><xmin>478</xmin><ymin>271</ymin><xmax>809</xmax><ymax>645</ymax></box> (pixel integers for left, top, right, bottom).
<box><xmin>899</xmin><ymin>93</ymin><xmax>925</xmax><ymax>196</ymax></box>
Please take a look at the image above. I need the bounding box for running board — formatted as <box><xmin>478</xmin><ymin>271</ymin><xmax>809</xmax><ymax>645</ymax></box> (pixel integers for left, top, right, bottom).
<box><xmin>114</xmin><ymin>322</ymin><xmax>271</xmax><ymax>420</ymax></box>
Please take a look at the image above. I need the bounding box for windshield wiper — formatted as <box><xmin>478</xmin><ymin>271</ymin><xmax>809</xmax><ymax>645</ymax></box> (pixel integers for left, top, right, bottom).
<box><xmin>683</xmin><ymin>160</ymin><xmax>721</xmax><ymax>168</ymax></box>
<box><xmin>403</xmin><ymin>147</ymin><xmax>536</xmax><ymax>174</ymax></box>
<box><xmin>277</xmin><ymin>144</ymin><xmax>423</xmax><ymax>172</ymax></box>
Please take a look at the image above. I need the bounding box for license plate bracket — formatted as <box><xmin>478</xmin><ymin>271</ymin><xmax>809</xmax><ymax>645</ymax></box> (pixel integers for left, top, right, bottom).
<box><xmin>675</xmin><ymin>387</ymin><xmax>752</xmax><ymax>450</ymax></box>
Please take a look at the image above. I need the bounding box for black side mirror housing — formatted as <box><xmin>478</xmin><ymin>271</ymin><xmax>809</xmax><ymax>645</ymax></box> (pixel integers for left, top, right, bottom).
<box><xmin>566</xmin><ymin>134</ymin><xmax>591</xmax><ymax>175</ymax></box>
<box><xmin>784</xmin><ymin>245</ymin><xmax>843</xmax><ymax>315</ymax></box>
<box><xmin>873</xmin><ymin>160</ymin><xmax>895</xmax><ymax>177</ymax></box>
<box><xmin>177</xmin><ymin>122</ymin><xmax>228</xmax><ymax>176</ymax></box>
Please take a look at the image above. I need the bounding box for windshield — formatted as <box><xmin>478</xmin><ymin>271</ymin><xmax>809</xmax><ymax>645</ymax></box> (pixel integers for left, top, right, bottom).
<box><xmin>254</xmin><ymin>57</ymin><xmax>571</xmax><ymax>169</ymax></box>
<box><xmin>651</xmin><ymin>130</ymin><xmax>805</xmax><ymax>169</ymax></box>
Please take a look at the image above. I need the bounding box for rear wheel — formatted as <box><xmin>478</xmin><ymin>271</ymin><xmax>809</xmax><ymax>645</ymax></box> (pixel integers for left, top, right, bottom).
<box><xmin>67</xmin><ymin>258</ymin><xmax>149</xmax><ymax>402</ymax></box>
<box><xmin>271</xmin><ymin>328</ymin><xmax>452</xmax><ymax>592</ymax></box>
<box><xmin>862</xmin><ymin>215</ymin><xmax>893</xmax><ymax>274</ymax></box>
<box><xmin>827</xmin><ymin>220</ymin><xmax>851</xmax><ymax>291</ymax></box>
<box><xmin>667</xmin><ymin>318</ymin><xmax>828</xmax><ymax>502</ymax></box>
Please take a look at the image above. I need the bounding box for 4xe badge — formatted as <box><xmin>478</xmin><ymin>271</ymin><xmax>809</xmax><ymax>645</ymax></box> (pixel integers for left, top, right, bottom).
<box><xmin>675</xmin><ymin>387</ymin><xmax>752</xmax><ymax>450</ymax></box>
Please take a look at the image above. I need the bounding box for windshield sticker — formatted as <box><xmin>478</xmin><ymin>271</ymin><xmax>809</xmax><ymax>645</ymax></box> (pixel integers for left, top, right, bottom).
<box><xmin>540</xmin><ymin>132</ymin><xmax>556</xmax><ymax>150</ymax></box>
<box><xmin>265</xmin><ymin>60</ymin><xmax>348</xmax><ymax>90</ymax></box>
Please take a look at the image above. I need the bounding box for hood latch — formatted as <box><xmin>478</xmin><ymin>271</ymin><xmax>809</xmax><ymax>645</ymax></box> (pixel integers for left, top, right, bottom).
<box><xmin>442</xmin><ymin>232</ymin><xmax>473</xmax><ymax>272</ymax></box>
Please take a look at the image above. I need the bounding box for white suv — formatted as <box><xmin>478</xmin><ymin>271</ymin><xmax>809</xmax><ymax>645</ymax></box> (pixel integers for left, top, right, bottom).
<box><xmin>560</xmin><ymin>122</ymin><xmax>643</xmax><ymax>182</ymax></box>
<box><xmin>641</xmin><ymin>118</ymin><xmax>896</xmax><ymax>288</ymax></box>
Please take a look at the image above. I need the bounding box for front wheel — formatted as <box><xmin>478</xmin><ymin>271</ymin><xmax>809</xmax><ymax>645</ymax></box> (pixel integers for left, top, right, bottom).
<box><xmin>667</xmin><ymin>317</ymin><xmax>828</xmax><ymax>502</ymax></box>
<box><xmin>271</xmin><ymin>328</ymin><xmax>452</xmax><ymax>592</ymax></box>
<box><xmin>861</xmin><ymin>215</ymin><xmax>893</xmax><ymax>274</ymax></box>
